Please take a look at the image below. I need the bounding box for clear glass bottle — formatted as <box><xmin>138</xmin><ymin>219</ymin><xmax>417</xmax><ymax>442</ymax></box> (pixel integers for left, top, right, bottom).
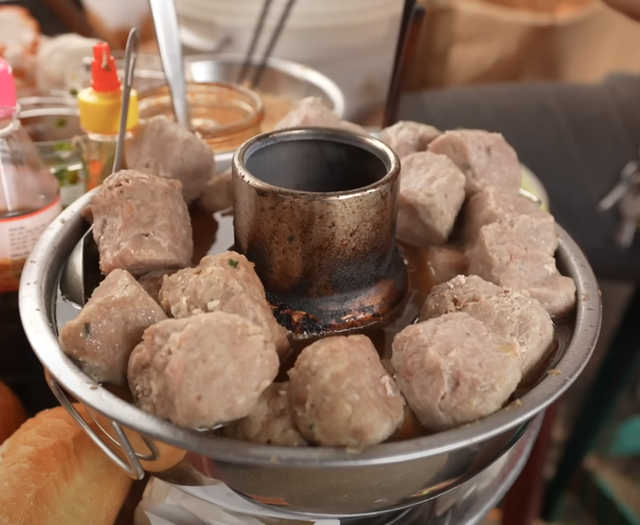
<box><xmin>0</xmin><ymin>77</ymin><xmax>61</xmax><ymax>292</ymax></box>
<box><xmin>0</xmin><ymin>58</ymin><xmax>61</xmax><ymax>414</ymax></box>
<box><xmin>19</xmin><ymin>105</ymin><xmax>88</xmax><ymax>209</ymax></box>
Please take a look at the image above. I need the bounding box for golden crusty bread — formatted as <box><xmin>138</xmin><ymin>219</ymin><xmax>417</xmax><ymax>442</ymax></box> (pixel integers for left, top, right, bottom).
<box><xmin>0</xmin><ymin>405</ymin><xmax>132</xmax><ymax>525</ymax></box>
<box><xmin>0</xmin><ymin>380</ymin><xmax>26</xmax><ymax>444</ymax></box>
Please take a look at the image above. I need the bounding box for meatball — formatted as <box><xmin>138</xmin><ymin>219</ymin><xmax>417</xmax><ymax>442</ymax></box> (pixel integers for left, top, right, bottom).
<box><xmin>92</xmin><ymin>170</ymin><xmax>193</xmax><ymax>276</ymax></box>
<box><xmin>392</xmin><ymin>313</ymin><xmax>522</xmax><ymax>431</ymax></box>
<box><xmin>421</xmin><ymin>246</ymin><xmax>469</xmax><ymax>286</ymax></box>
<box><xmin>467</xmin><ymin>210</ymin><xmax>558</xmax><ymax>256</ymax></box>
<box><xmin>273</xmin><ymin>97</ymin><xmax>365</xmax><ymax>133</ymax></box>
<box><xmin>379</xmin><ymin>120</ymin><xmax>441</xmax><ymax>159</ymax></box>
<box><xmin>419</xmin><ymin>274</ymin><xmax>503</xmax><ymax>316</ymax></box>
<box><xmin>197</xmin><ymin>168</ymin><xmax>233</xmax><ymax>214</ymax></box>
<box><xmin>274</xmin><ymin>97</ymin><xmax>341</xmax><ymax>130</ymax></box>
<box><xmin>137</xmin><ymin>269</ymin><xmax>178</xmax><ymax>304</ymax></box>
<box><xmin>421</xmin><ymin>276</ymin><xmax>554</xmax><ymax>376</ymax></box>
<box><xmin>428</xmin><ymin>130</ymin><xmax>522</xmax><ymax>196</ymax></box>
<box><xmin>125</xmin><ymin>115</ymin><xmax>215</xmax><ymax>202</ymax></box>
<box><xmin>222</xmin><ymin>382</ymin><xmax>307</xmax><ymax>447</ymax></box>
<box><xmin>288</xmin><ymin>335</ymin><xmax>405</xmax><ymax>448</ymax></box>
<box><xmin>59</xmin><ymin>270</ymin><xmax>167</xmax><ymax>385</ymax></box>
<box><xmin>158</xmin><ymin>251</ymin><xmax>289</xmax><ymax>355</ymax></box>
<box><xmin>468</xmin><ymin>222</ymin><xmax>576</xmax><ymax>316</ymax></box>
<box><xmin>396</xmin><ymin>152</ymin><xmax>466</xmax><ymax>247</ymax></box>
<box><xmin>128</xmin><ymin>312</ymin><xmax>279</xmax><ymax>429</ymax></box>
<box><xmin>463</xmin><ymin>188</ymin><xmax>556</xmax><ymax>249</ymax></box>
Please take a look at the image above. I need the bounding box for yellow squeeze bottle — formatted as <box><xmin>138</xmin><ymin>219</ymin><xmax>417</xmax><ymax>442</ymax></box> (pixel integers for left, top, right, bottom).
<box><xmin>77</xmin><ymin>41</ymin><xmax>139</xmax><ymax>190</ymax></box>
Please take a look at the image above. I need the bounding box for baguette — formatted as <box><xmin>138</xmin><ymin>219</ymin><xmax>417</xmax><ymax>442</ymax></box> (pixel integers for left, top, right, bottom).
<box><xmin>0</xmin><ymin>406</ymin><xmax>133</xmax><ymax>525</ymax></box>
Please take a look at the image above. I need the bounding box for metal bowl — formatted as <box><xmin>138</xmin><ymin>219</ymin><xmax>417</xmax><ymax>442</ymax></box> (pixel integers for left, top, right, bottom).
<box><xmin>20</xmin><ymin>181</ymin><xmax>601</xmax><ymax>518</ymax></box>
<box><xmin>185</xmin><ymin>53</ymin><xmax>345</xmax><ymax>173</ymax></box>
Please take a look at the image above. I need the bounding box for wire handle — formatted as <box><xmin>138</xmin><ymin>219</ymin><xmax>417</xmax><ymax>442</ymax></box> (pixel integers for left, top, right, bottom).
<box><xmin>48</xmin><ymin>375</ymin><xmax>146</xmax><ymax>480</ymax></box>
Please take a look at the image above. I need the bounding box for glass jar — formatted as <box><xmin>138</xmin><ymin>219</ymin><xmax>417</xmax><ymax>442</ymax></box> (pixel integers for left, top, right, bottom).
<box><xmin>137</xmin><ymin>82</ymin><xmax>264</xmax><ymax>153</ymax></box>
<box><xmin>20</xmin><ymin>106</ymin><xmax>88</xmax><ymax>208</ymax></box>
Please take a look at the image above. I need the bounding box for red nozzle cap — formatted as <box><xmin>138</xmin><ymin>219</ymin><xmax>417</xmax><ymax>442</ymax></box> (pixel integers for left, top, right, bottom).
<box><xmin>91</xmin><ymin>42</ymin><xmax>121</xmax><ymax>93</ymax></box>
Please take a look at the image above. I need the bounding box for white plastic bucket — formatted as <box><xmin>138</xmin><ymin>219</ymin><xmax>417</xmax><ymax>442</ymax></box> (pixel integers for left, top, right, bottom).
<box><xmin>176</xmin><ymin>0</ymin><xmax>403</xmax><ymax>118</ymax></box>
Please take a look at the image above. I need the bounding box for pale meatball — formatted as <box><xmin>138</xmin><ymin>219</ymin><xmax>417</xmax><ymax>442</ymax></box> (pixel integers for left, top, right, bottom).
<box><xmin>396</xmin><ymin>152</ymin><xmax>466</xmax><ymax>246</ymax></box>
<box><xmin>158</xmin><ymin>251</ymin><xmax>289</xmax><ymax>355</ymax></box>
<box><xmin>428</xmin><ymin>130</ymin><xmax>521</xmax><ymax>196</ymax></box>
<box><xmin>222</xmin><ymin>382</ymin><xmax>307</xmax><ymax>447</ymax></box>
<box><xmin>273</xmin><ymin>96</ymin><xmax>364</xmax><ymax>133</ymax></box>
<box><xmin>274</xmin><ymin>97</ymin><xmax>341</xmax><ymax>129</ymax></box>
<box><xmin>463</xmin><ymin>188</ymin><xmax>556</xmax><ymax>249</ymax></box>
<box><xmin>421</xmin><ymin>246</ymin><xmax>469</xmax><ymax>285</ymax></box>
<box><xmin>125</xmin><ymin>115</ymin><xmax>215</xmax><ymax>202</ymax></box>
<box><xmin>288</xmin><ymin>335</ymin><xmax>405</xmax><ymax>448</ymax></box>
<box><xmin>59</xmin><ymin>270</ymin><xmax>167</xmax><ymax>385</ymax></box>
<box><xmin>92</xmin><ymin>170</ymin><xmax>193</xmax><ymax>276</ymax></box>
<box><xmin>379</xmin><ymin>120</ymin><xmax>441</xmax><ymax>159</ymax></box>
<box><xmin>392</xmin><ymin>313</ymin><xmax>522</xmax><ymax>431</ymax></box>
<box><xmin>197</xmin><ymin>168</ymin><xmax>233</xmax><ymax>214</ymax></box>
<box><xmin>420</xmin><ymin>274</ymin><xmax>502</xmax><ymax>316</ymax></box>
<box><xmin>137</xmin><ymin>269</ymin><xmax>178</xmax><ymax>304</ymax></box>
<box><xmin>421</xmin><ymin>276</ymin><xmax>554</xmax><ymax>376</ymax></box>
<box><xmin>128</xmin><ymin>312</ymin><xmax>279</xmax><ymax>429</ymax></box>
<box><xmin>468</xmin><ymin>222</ymin><xmax>576</xmax><ymax>316</ymax></box>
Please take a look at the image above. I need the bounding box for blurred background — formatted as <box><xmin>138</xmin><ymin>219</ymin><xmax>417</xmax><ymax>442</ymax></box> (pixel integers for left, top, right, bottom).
<box><xmin>1</xmin><ymin>1</ymin><xmax>640</xmax><ymax>525</ymax></box>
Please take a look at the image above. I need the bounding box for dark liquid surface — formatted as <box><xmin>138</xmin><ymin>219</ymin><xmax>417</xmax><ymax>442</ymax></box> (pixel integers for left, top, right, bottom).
<box><xmin>245</xmin><ymin>139</ymin><xmax>388</xmax><ymax>193</ymax></box>
<box><xmin>54</xmin><ymin>207</ymin><xmax>571</xmax><ymax>442</ymax></box>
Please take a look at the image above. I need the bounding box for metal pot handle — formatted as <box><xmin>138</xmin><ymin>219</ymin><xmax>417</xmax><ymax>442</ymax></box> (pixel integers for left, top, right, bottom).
<box><xmin>48</xmin><ymin>376</ymin><xmax>146</xmax><ymax>480</ymax></box>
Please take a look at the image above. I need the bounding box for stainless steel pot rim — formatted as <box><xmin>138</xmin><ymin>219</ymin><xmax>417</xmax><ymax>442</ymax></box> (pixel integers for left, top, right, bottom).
<box><xmin>234</xmin><ymin>127</ymin><xmax>401</xmax><ymax>198</ymax></box>
<box><xmin>19</xmin><ymin>187</ymin><xmax>601</xmax><ymax>468</ymax></box>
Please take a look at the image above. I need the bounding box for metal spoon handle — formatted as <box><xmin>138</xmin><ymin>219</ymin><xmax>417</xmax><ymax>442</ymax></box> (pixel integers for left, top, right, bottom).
<box><xmin>113</xmin><ymin>28</ymin><xmax>140</xmax><ymax>174</ymax></box>
<box><xmin>149</xmin><ymin>0</ymin><xmax>190</xmax><ymax>128</ymax></box>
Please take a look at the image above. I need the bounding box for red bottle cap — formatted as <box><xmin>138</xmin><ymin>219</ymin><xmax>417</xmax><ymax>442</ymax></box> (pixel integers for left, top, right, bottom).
<box><xmin>91</xmin><ymin>42</ymin><xmax>121</xmax><ymax>93</ymax></box>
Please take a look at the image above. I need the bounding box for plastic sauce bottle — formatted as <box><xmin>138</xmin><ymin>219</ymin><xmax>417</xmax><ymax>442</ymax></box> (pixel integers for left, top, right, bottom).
<box><xmin>0</xmin><ymin>58</ymin><xmax>61</xmax><ymax>413</ymax></box>
<box><xmin>77</xmin><ymin>41</ymin><xmax>139</xmax><ymax>190</ymax></box>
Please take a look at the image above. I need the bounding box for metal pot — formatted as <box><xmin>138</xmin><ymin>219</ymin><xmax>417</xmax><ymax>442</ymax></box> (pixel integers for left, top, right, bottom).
<box><xmin>233</xmin><ymin>128</ymin><xmax>407</xmax><ymax>336</ymax></box>
<box><xmin>19</xmin><ymin>170</ymin><xmax>601</xmax><ymax>518</ymax></box>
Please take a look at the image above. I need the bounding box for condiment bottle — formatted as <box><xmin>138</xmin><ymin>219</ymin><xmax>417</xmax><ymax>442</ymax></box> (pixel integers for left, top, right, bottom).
<box><xmin>77</xmin><ymin>41</ymin><xmax>139</xmax><ymax>190</ymax></box>
<box><xmin>0</xmin><ymin>58</ymin><xmax>61</xmax><ymax>293</ymax></box>
<box><xmin>0</xmin><ymin>58</ymin><xmax>61</xmax><ymax>413</ymax></box>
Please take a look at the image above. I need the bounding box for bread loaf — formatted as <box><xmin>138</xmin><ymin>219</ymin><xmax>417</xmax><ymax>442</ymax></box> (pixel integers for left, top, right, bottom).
<box><xmin>0</xmin><ymin>406</ymin><xmax>133</xmax><ymax>525</ymax></box>
<box><xmin>0</xmin><ymin>380</ymin><xmax>26</xmax><ymax>444</ymax></box>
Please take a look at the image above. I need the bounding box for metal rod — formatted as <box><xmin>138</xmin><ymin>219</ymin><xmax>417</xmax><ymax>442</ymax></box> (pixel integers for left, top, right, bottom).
<box><xmin>113</xmin><ymin>28</ymin><xmax>139</xmax><ymax>174</ymax></box>
<box><xmin>149</xmin><ymin>0</ymin><xmax>190</xmax><ymax>127</ymax></box>
<box><xmin>250</xmin><ymin>0</ymin><xmax>297</xmax><ymax>88</ymax></box>
<box><xmin>237</xmin><ymin>0</ymin><xmax>274</xmax><ymax>84</ymax></box>
<box><xmin>382</xmin><ymin>0</ymin><xmax>424</xmax><ymax>128</ymax></box>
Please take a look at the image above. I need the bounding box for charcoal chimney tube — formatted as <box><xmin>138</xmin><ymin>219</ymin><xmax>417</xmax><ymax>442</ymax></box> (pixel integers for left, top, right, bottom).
<box><xmin>232</xmin><ymin>127</ymin><xmax>408</xmax><ymax>338</ymax></box>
